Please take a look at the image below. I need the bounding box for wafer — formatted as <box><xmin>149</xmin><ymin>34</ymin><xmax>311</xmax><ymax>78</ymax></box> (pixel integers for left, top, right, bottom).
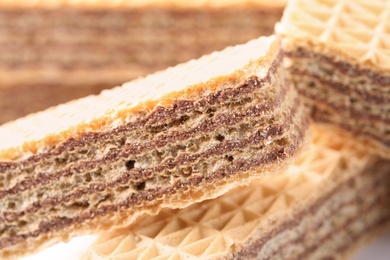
<box><xmin>82</xmin><ymin>125</ymin><xmax>390</xmax><ymax>259</ymax></box>
<box><xmin>0</xmin><ymin>0</ymin><xmax>286</xmax><ymax>124</ymax></box>
<box><xmin>0</xmin><ymin>36</ymin><xmax>308</xmax><ymax>258</ymax></box>
<box><xmin>276</xmin><ymin>0</ymin><xmax>390</xmax><ymax>158</ymax></box>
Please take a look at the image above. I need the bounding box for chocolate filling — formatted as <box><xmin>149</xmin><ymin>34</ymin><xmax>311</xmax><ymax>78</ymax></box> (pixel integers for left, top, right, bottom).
<box><xmin>232</xmin><ymin>160</ymin><xmax>390</xmax><ymax>259</ymax></box>
<box><xmin>266</xmin><ymin>198</ymin><xmax>390</xmax><ymax>260</ymax></box>
<box><xmin>299</xmin><ymin>87</ymin><xmax>390</xmax><ymax>124</ymax></box>
<box><xmin>1</xmin><ymin>101</ymin><xmax>300</xmax><ymax>222</ymax></box>
<box><xmin>292</xmin><ymin>68</ymin><xmax>390</xmax><ymax>104</ymax></box>
<box><xmin>330</xmin><ymin>215</ymin><xmax>390</xmax><ymax>257</ymax></box>
<box><xmin>284</xmin><ymin>47</ymin><xmax>390</xmax><ymax>86</ymax></box>
<box><xmin>0</xmin><ymin>53</ymin><xmax>282</xmax><ymax>172</ymax></box>
<box><xmin>0</xmin><ymin>84</ymin><xmax>290</xmax><ymax>200</ymax></box>
<box><xmin>296</xmin><ymin>204</ymin><xmax>389</xmax><ymax>260</ymax></box>
<box><xmin>309</xmin><ymin>105</ymin><xmax>390</xmax><ymax>147</ymax></box>
<box><xmin>0</xmin><ymin>52</ymin><xmax>310</xmax><ymax>252</ymax></box>
<box><xmin>0</xmin><ymin>8</ymin><xmax>283</xmax><ymax>69</ymax></box>
<box><xmin>0</xmin><ymin>8</ymin><xmax>283</xmax><ymax>30</ymax></box>
<box><xmin>0</xmin><ymin>127</ymin><xmax>306</xmax><ymax>249</ymax></box>
<box><xmin>277</xmin><ymin>171</ymin><xmax>388</xmax><ymax>259</ymax></box>
<box><xmin>287</xmin><ymin>58</ymin><xmax>390</xmax><ymax>148</ymax></box>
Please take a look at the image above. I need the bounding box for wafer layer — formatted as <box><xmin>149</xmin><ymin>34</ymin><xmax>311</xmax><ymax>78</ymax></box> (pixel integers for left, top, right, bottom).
<box><xmin>0</xmin><ymin>0</ymin><xmax>286</xmax><ymax>124</ymax></box>
<box><xmin>0</xmin><ymin>37</ymin><xmax>308</xmax><ymax>258</ymax></box>
<box><xmin>276</xmin><ymin>0</ymin><xmax>390</xmax><ymax>158</ymax></box>
<box><xmin>82</xmin><ymin>125</ymin><xmax>390</xmax><ymax>260</ymax></box>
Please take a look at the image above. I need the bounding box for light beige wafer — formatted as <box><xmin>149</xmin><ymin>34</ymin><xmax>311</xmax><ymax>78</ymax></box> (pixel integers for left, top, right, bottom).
<box><xmin>0</xmin><ymin>0</ymin><xmax>286</xmax><ymax>125</ymax></box>
<box><xmin>0</xmin><ymin>36</ymin><xmax>308</xmax><ymax>259</ymax></box>
<box><xmin>81</xmin><ymin>125</ymin><xmax>390</xmax><ymax>259</ymax></box>
<box><xmin>276</xmin><ymin>0</ymin><xmax>390</xmax><ymax>158</ymax></box>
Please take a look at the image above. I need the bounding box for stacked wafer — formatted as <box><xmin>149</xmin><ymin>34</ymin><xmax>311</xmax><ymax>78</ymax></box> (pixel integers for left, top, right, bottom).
<box><xmin>81</xmin><ymin>125</ymin><xmax>390</xmax><ymax>259</ymax></box>
<box><xmin>0</xmin><ymin>0</ymin><xmax>286</xmax><ymax>125</ymax></box>
<box><xmin>2</xmin><ymin>0</ymin><xmax>389</xmax><ymax>258</ymax></box>
<box><xmin>0</xmin><ymin>36</ymin><xmax>308</xmax><ymax>258</ymax></box>
<box><xmin>276</xmin><ymin>0</ymin><xmax>390</xmax><ymax>158</ymax></box>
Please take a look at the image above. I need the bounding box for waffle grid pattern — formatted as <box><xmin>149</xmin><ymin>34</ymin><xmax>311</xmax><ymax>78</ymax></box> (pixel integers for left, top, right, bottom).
<box><xmin>82</xmin><ymin>127</ymin><xmax>373</xmax><ymax>259</ymax></box>
<box><xmin>279</xmin><ymin>0</ymin><xmax>390</xmax><ymax>70</ymax></box>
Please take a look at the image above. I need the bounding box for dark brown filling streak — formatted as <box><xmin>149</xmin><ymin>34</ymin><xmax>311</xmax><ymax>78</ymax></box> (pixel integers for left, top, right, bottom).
<box><xmin>232</xmin><ymin>160</ymin><xmax>390</xmax><ymax>259</ymax></box>
<box><xmin>0</xmin><ymin>54</ymin><xmax>298</xmax><ymax>246</ymax></box>
<box><xmin>271</xmin><ymin>195</ymin><xmax>390</xmax><ymax>260</ymax></box>
<box><xmin>265</xmin><ymin>195</ymin><xmax>387</xmax><ymax>260</ymax></box>
<box><xmin>1</xmin><ymin>26</ymin><xmax>273</xmax><ymax>45</ymax></box>
<box><xmin>299</xmin><ymin>89</ymin><xmax>390</xmax><ymax>124</ymax></box>
<box><xmin>302</xmin><ymin>98</ymin><xmax>390</xmax><ymax>147</ymax></box>
<box><xmin>0</xmin><ymin>82</ymin><xmax>290</xmax><ymax>201</ymax></box>
<box><xmin>0</xmin><ymin>39</ymin><xmax>271</xmax><ymax>70</ymax></box>
<box><xmin>283</xmin><ymin>47</ymin><xmax>390</xmax><ymax>87</ymax></box>
<box><xmin>0</xmin><ymin>53</ymin><xmax>282</xmax><ymax>173</ymax></box>
<box><xmin>0</xmin><ymin>8</ymin><xmax>282</xmax><ymax>69</ymax></box>
<box><xmin>0</xmin><ymin>77</ymin><xmax>288</xmax><ymax>203</ymax></box>
<box><xmin>325</xmin><ymin>211</ymin><xmax>390</xmax><ymax>258</ymax></box>
<box><xmin>295</xmin><ymin>77</ymin><xmax>390</xmax><ymax>123</ymax></box>
<box><xmin>296</xmin><ymin>199</ymin><xmax>390</xmax><ymax>260</ymax></box>
<box><xmin>0</xmin><ymin>119</ymin><xmax>307</xmax><ymax>250</ymax></box>
<box><xmin>273</xmin><ymin>164</ymin><xmax>390</xmax><ymax>260</ymax></box>
<box><xmin>0</xmin><ymin>8</ymin><xmax>283</xmax><ymax>30</ymax></box>
<box><xmin>291</xmin><ymin>68</ymin><xmax>390</xmax><ymax>104</ymax></box>
<box><xmin>0</xmin><ymin>95</ymin><xmax>301</xmax><ymax>224</ymax></box>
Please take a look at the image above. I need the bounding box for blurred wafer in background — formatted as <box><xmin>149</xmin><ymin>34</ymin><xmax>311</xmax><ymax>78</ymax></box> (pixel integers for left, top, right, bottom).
<box><xmin>0</xmin><ymin>0</ymin><xmax>286</xmax><ymax>125</ymax></box>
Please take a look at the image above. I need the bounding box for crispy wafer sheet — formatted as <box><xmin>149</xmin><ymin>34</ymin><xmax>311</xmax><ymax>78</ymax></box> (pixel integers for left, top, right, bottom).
<box><xmin>277</xmin><ymin>0</ymin><xmax>390</xmax><ymax>70</ymax></box>
<box><xmin>276</xmin><ymin>0</ymin><xmax>390</xmax><ymax>158</ymax></box>
<box><xmin>0</xmin><ymin>36</ymin><xmax>309</xmax><ymax>259</ymax></box>
<box><xmin>81</xmin><ymin>125</ymin><xmax>390</xmax><ymax>259</ymax></box>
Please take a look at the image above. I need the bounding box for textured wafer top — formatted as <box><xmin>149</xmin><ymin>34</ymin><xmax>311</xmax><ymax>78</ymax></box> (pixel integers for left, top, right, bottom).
<box><xmin>0</xmin><ymin>37</ymin><xmax>277</xmax><ymax>160</ymax></box>
<box><xmin>81</xmin><ymin>125</ymin><xmax>375</xmax><ymax>259</ymax></box>
<box><xmin>0</xmin><ymin>0</ymin><xmax>287</xmax><ymax>9</ymax></box>
<box><xmin>277</xmin><ymin>0</ymin><xmax>390</xmax><ymax>71</ymax></box>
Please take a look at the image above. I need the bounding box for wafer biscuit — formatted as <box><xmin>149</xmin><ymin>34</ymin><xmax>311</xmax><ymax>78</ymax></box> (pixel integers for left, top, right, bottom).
<box><xmin>0</xmin><ymin>36</ymin><xmax>308</xmax><ymax>258</ymax></box>
<box><xmin>82</xmin><ymin>125</ymin><xmax>390</xmax><ymax>259</ymax></box>
<box><xmin>276</xmin><ymin>0</ymin><xmax>390</xmax><ymax>158</ymax></box>
<box><xmin>0</xmin><ymin>0</ymin><xmax>286</xmax><ymax>124</ymax></box>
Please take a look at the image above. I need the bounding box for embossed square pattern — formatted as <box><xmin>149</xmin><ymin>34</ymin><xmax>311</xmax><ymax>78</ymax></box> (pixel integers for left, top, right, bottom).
<box><xmin>279</xmin><ymin>0</ymin><xmax>390</xmax><ymax>69</ymax></box>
